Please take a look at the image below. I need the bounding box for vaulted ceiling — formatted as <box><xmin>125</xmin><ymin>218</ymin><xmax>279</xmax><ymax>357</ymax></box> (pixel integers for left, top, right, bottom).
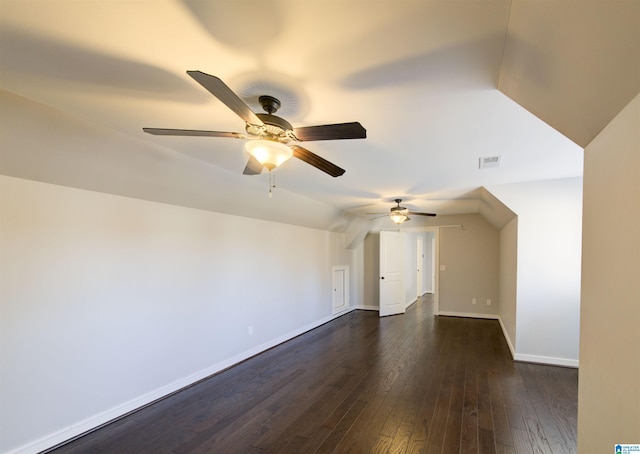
<box><xmin>1</xmin><ymin>1</ymin><xmax>638</xmax><ymax>231</ymax></box>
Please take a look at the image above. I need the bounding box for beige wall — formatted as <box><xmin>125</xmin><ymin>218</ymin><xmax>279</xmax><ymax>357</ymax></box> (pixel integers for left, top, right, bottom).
<box><xmin>579</xmin><ymin>93</ymin><xmax>640</xmax><ymax>452</ymax></box>
<box><xmin>362</xmin><ymin>214</ymin><xmax>499</xmax><ymax>317</ymax></box>
<box><xmin>362</xmin><ymin>231</ymin><xmax>380</xmax><ymax>309</ymax></box>
<box><xmin>426</xmin><ymin>214</ymin><xmax>500</xmax><ymax>317</ymax></box>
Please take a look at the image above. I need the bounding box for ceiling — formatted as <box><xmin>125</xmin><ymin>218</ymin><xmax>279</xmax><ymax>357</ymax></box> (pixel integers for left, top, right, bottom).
<box><xmin>1</xmin><ymin>1</ymin><xmax>638</xmax><ymax>232</ymax></box>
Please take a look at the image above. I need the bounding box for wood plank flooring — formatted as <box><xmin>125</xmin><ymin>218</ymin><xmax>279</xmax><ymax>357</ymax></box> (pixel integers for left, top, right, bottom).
<box><xmin>48</xmin><ymin>296</ymin><xmax>578</xmax><ymax>454</ymax></box>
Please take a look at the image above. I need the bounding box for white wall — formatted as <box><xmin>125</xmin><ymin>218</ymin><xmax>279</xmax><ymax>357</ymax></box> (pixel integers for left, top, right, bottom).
<box><xmin>578</xmin><ymin>93</ymin><xmax>639</xmax><ymax>452</ymax></box>
<box><xmin>488</xmin><ymin>178</ymin><xmax>583</xmax><ymax>367</ymax></box>
<box><xmin>350</xmin><ymin>240</ymin><xmax>365</xmax><ymax>310</ymax></box>
<box><xmin>402</xmin><ymin>231</ymin><xmax>422</xmax><ymax>307</ymax></box>
<box><xmin>0</xmin><ymin>176</ymin><xmax>355</xmax><ymax>454</ymax></box>
<box><xmin>407</xmin><ymin>231</ymin><xmax>435</xmax><ymax>299</ymax></box>
<box><xmin>498</xmin><ymin>217</ymin><xmax>518</xmax><ymax>356</ymax></box>
<box><xmin>423</xmin><ymin>232</ymin><xmax>435</xmax><ymax>293</ymax></box>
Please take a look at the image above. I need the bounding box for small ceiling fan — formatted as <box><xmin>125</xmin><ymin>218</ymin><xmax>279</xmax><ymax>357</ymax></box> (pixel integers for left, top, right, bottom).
<box><xmin>143</xmin><ymin>71</ymin><xmax>366</xmax><ymax>177</ymax></box>
<box><xmin>369</xmin><ymin>199</ymin><xmax>437</xmax><ymax>225</ymax></box>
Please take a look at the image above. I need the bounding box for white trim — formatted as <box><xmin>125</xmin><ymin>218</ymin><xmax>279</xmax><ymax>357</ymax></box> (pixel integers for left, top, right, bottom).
<box><xmin>433</xmin><ymin>229</ymin><xmax>440</xmax><ymax>315</ymax></box>
<box><xmin>436</xmin><ymin>313</ymin><xmax>577</xmax><ymax>368</ymax></box>
<box><xmin>437</xmin><ymin>311</ymin><xmax>499</xmax><ymax>320</ymax></box>
<box><xmin>332</xmin><ymin>265</ymin><xmax>349</xmax><ymax>314</ymax></box>
<box><xmin>514</xmin><ymin>353</ymin><xmax>579</xmax><ymax>368</ymax></box>
<box><xmin>416</xmin><ymin>235</ymin><xmax>423</xmax><ymax>298</ymax></box>
<box><xmin>394</xmin><ymin>227</ymin><xmax>439</xmax><ymax>315</ymax></box>
<box><xmin>332</xmin><ymin>307</ymin><xmax>354</xmax><ymax>317</ymax></box>
<box><xmin>405</xmin><ymin>297</ymin><xmax>417</xmax><ymax>309</ymax></box>
<box><xmin>355</xmin><ymin>304</ymin><xmax>379</xmax><ymax>311</ymax></box>
<box><xmin>9</xmin><ymin>308</ymin><xmax>357</xmax><ymax>454</ymax></box>
<box><xmin>497</xmin><ymin>316</ymin><xmax>516</xmax><ymax>359</ymax></box>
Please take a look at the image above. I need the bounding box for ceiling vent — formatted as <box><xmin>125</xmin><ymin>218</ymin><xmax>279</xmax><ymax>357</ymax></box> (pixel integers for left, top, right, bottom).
<box><xmin>479</xmin><ymin>155</ymin><xmax>502</xmax><ymax>169</ymax></box>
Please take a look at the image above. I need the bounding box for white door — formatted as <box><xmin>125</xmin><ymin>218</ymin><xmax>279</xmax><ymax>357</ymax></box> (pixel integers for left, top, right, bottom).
<box><xmin>431</xmin><ymin>237</ymin><xmax>436</xmax><ymax>293</ymax></box>
<box><xmin>417</xmin><ymin>236</ymin><xmax>423</xmax><ymax>297</ymax></box>
<box><xmin>332</xmin><ymin>266</ymin><xmax>349</xmax><ymax>314</ymax></box>
<box><xmin>379</xmin><ymin>230</ymin><xmax>405</xmax><ymax>317</ymax></box>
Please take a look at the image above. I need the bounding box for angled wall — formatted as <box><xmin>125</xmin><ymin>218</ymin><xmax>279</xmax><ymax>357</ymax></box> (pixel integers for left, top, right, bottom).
<box><xmin>488</xmin><ymin>177</ymin><xmax>583</xmax><ymax>367</ymax></box>
<box><xmin>498</xmin><ymin>217</ymin><xmax>518</xmax><ymax>356</ymax></box>
<box><xmin>0</xmin><ymin>176</ymin><xmax>355</xmax><ymax>454</ymax></box>
<box><xmin>578</xmin><ymin>93</ymin><xmax>640</xmax><ymax>452</ymax></box>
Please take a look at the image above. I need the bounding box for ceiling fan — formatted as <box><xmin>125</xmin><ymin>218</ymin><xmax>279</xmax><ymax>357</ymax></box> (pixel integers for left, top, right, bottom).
<box><xmin>369</xmin><ymin>199</ymin><xmax>437</xmax><ymax>225</ymax></box>
<box><xmin>143</xmin><ymin>70</ymin><xmax>366</xmax><ymax>177</ymax></box>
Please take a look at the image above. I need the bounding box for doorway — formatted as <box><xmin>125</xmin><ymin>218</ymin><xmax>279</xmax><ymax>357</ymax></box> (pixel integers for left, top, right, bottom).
<box><xmin>372</xmin><ymin>228</ymin><xmax>438</xmax><ymax>316</ymax></box>
<box><xmin>417</xmin><ymin>236</ymin><xmax>423</xmax><ymax>298</ymax></box>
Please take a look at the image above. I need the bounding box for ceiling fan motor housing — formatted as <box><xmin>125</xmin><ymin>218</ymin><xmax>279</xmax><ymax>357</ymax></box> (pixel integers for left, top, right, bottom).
<box><xmin>391</xmin><ymin>206</ymin><xmax>409</xmax><ymax>215</ymax></box>
<box><xmin>259</xmin><ymin>95</ymin><xmax>281</xmax><ymax>114</ymax></box>
<box><xmin>246</xmin><ymin>114</ymin><xmax>293</xmax><ymax>142</ymax></box>
<box><xmin>391</xmin><ymin>199</ymin><xmax>408</xmax><ymax>214</ymax></box>
<box><xmin>246</xmin><ymin>96</ymin><xmax>293</xmax><ymax>142</ymax></box>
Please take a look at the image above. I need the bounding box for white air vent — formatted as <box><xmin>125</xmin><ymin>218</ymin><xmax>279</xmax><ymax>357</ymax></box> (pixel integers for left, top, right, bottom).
<box><xmin>479</xmin><ymin>155</ymin><xmax>502</xmax><ymax>169</ymax></box>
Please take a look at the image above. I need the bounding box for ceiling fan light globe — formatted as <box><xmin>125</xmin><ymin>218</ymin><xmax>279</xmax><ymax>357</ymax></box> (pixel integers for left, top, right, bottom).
<box><xmin>245</xmin><ymin>140</ymin><xmax>293</xmax><ymax>170</ymax></box>
<box><xmin>390</xmin><ymin>213</ymin><xmax>408</xmax><ymax>225</ymax></box>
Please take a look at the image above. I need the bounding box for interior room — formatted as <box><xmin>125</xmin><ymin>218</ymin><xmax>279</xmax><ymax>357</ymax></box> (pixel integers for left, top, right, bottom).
<box><xmin>1</xmin><ymin>1</ymin><xmax>638</xmax><ymax>453</ymax></box>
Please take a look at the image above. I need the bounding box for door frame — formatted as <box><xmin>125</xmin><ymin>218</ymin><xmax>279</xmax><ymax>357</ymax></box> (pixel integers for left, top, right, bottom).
<box><xmin>332</xmin><ymin>265</ymin><xmax>349</xmax><ymax>314</ymax></box>
<box><xmin>416</xmin><ymin>235</ymin><xmax>423</xmax><ymax>298</ymax></box>
<box><xmin>401</xmin><ymin>227</ymin><xmax>440</xmax><ymax>315</ymax></box>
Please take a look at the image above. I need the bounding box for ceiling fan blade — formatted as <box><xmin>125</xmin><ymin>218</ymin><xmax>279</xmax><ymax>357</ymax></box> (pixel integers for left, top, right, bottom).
<box><xmin>143</xmin><ymin>128</ymin><xmax>245</xmax><ymax>138</ymax></box>
<box><xmin>291</xmin><ymin>145</ymin><xmax>345</xmax><ymax>177</ymax></box>
<box><xmin>408</xmin><ymin>211</ymin><xmax>437</xmax><ymax>217</ymax></box>
<box><xmin>293</xmin><ymin>122</ymin><xmax>366</xmax><ymax>141</ymax></box>
<box><xmin>243</xmin><ymin>155</ymin><xmax>264</xmax><ymax>175</ymax></box>
<box><xmin>186</xmin><ymin>70</ymin><xmax>264</xmax><ymax>126</ymax></box>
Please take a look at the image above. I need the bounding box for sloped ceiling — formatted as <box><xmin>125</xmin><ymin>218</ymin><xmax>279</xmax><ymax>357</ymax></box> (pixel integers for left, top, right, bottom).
<box><xmin>500</xmin><ymin>0</ymin><xmax>640</xmax><ymax>148</ymax></box>
<box><xmin>0</xmin><ymin>1</ymin><xmax>637</xmax><ymax>231</ymax></box>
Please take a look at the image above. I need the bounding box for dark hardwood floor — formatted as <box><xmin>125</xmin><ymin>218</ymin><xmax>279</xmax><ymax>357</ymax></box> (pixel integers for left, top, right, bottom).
<box><xmin>48</xmin><ymin>296</ymin><xmax>577</xmax><ymax>454</ymax></box>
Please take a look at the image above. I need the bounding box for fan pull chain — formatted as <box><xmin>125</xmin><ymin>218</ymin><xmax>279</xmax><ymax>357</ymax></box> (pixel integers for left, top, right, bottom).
<box><xmin>268</xmin><ymin>172</ymin><xmax>276</xmax><ymax>198</ymax></box>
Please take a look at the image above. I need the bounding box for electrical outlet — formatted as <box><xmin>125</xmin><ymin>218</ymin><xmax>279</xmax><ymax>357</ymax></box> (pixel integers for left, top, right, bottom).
<box><xmin>486</xmin><ymin>299</ymin><xmax>491</xmax><ymax>306</ymax></box>
<box><xmin>472</xmin><ymin>298</ymin><xmax>477</xmax><ymax>305</ymax></box>
<box><xmin>248</xmin><ymin>326</ymin><xmax>254</xmax><ymax>335</ymax></box>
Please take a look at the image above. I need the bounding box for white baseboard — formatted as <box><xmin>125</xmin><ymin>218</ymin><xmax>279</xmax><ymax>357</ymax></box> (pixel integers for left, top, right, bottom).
<box><xmin>405</xmin><ymin>297</ymin><xmax>418</xmax><ymax>309</ymax></box>
<box><xmin>514</xmin><ymin>353</ymin><xmax>579</xmax><ymax>368</ymax></box>
<box><xmin>437</xmin><ymin>313</ymin><xmax>578</xmax><ymax>368</ymax></box>
<box><xmin>497</xmin><ymin>316</ymin><xmax>516</xmax><ymax>359</ymax></box>
<box><xmin>437</xmin><ymin>311</ymin><xmax>499</xmax><ymax>320</ymax></box>
<box><xmin>12</xmin><ymin>306</ymin><xmax>578</xmax><ymax>454</ymax></box>
<box><xmin>494</xmin><ymin>317</ymin><xmax>577</xmax><ymax>368</ymax></box>
<box><xmin>10</xmin><ymin>309</ymin><xmax>356</xmax><ymax>454</ymax></box>
<box><xmin>356</xmin><ymin>301</ymin><xmax>417</xmax><ymax>312</ymax></box>
<box><xmin>435</xmin><ymin>312</ymin><xmax>517</xmax><ymax>361</ymax></box>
